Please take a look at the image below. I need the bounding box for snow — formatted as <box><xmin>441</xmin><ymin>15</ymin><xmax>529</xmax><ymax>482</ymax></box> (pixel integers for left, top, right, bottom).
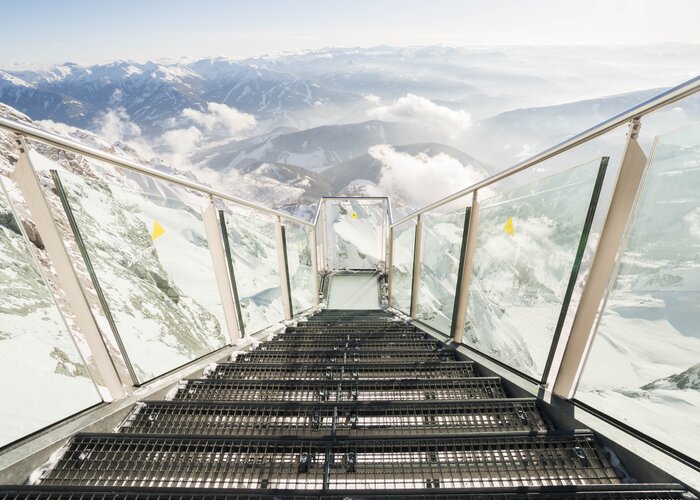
<box><xmin>0</xmin><ymin>182</ymin><xmax>101</xmax><ymax>447</ymax></box>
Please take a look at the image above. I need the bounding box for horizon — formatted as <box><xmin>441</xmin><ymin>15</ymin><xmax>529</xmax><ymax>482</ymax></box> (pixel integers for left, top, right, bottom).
<box><xmin>2</xmin><ymin>0</ymin><xmax>699</xmax><ymax>67</ymax></box>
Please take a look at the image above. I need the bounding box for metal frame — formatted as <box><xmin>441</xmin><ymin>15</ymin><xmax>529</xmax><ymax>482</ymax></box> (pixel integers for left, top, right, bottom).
<box><xmin>203</xmin><ymin>202</ymin><xmax>242</xmax><ymax>343</ymax></box>
<box><xmin>552</xmin><ymin>120</ymin><xmax>649</xmax><ymax>397</ymax></box>
<box><xmin>13</xmin><ymin>150</ymin><xmax>132</xmax><ymax>399</ymax></box>
<box><xmin>409</xmin><ymin>215</ymin><xmax>423</xmax><ymax>320</ymax></box>
<box><xmin>451</xmin><ymin>192</ymin><xmax>480</xmax><ymax>343</ymax></box>
<box><xmin>316</xmin><ymin>196</ymin><xmax>391</xmax><ymax>274</ymax></box>
<box><xmin>275</xmin><ymin>218</ymin><xmax>293</xmax><ymax>320</ymax></box>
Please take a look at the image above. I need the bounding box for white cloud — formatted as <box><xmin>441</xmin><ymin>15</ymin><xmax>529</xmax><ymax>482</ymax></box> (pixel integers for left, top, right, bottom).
<box><xmin>368</xmin><ymin>94</ymin><xmax>471</xmax><ymax>138</ymax></box>
<box><xmin>161</xmin><ymin>126</ymin><xmax>202</xmax><ymax>167</ymax></box>
<box><xmin>369</xmin><ymin>144</ymin><xmax>486</xmax><ymax>208</ymax></box>
<box><xmin>363</xmin><ymin>94</ymin><xmax>381</xmax><ymax>104</ymax></box>
<box><xmin>181</xmin><ymin>102</ymin><xmax>256</xmax><ymax>135</ymax></box>
<box><xmin>94</xmin><ymin>107</ymin><xmax>155</xmax><ymax>159</ymax></box>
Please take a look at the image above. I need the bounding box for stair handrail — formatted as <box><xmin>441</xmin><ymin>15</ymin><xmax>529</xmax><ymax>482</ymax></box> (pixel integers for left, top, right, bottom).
<box><xmin>391</xmin><ymin>74</ymin><xmax>700</xmax><ymax>227</ymax></box>
<box><xmin>0</xmin><ymin>115</ymin><xmax>313</xmax><ymax>228</ymax></box>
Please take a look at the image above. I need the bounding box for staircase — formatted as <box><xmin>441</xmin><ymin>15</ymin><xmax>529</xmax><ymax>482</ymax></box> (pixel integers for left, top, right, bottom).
<box><xmin>0</xmin><ymin>309</ymin><xmax>690</xmax><ymax>499</ymax></box>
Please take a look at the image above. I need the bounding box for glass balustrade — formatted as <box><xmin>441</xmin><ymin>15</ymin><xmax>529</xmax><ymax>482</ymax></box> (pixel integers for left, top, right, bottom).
<box><xmin>285</xmin><ymin>222</ymin><xmax>316</xmax><ymax>314</ymax></box>
<box><xmin>52</xmin><ymin>168</ymin><xmax>228</xmax><ymax>383</ymax></box>
<box><xmin>324</xmin><ymin>199</ymin><xmax>387</xmax><ymax>271</ymax></box>
<box><xmin>0</xmin><ymin>176</ymin><xmax>101</xmax><ymax>447</ymax></box>
<box><xmin>416</xmin><ymin>200</ymin><xmax>469</xmax><ymax>333</ymax></box>
<box><xmin>390</xmin><ymin>220</ymin><xmax>417</xmax><ymax>315</ymax></box>
<box><xmin>462</xmin><ymin>158</ymin><xmax>607</xmax><ymax>379</ymax></box>
<box><xmin>577</xmin><ymin>123</ymin><xmax>700</xmax><ymax>463</ymax></box>
<box><xmin>220</xmin><ymin>204</ymin><xmax>284</xmax><ymax>334</ymax></box>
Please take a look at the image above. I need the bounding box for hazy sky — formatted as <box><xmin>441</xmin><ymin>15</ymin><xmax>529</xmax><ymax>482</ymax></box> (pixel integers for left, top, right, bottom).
<box><xmin>1</xmin><ymin>0</ymin><xmax>699</xmax><ymax>67</ymax></box>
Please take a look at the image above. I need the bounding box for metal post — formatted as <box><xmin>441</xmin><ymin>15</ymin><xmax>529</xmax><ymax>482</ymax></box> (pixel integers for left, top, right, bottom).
<box><xmin>386</xmin><ymin>226</ymin><xmax>394</xmax><ymax>306</ymax></box>
<box><xmin>203</xmin><ymin>202</ymin><xmax>241</xmax><ymax>343</ymax></box>
<box><xmin>13</xmin><ymin>147</ymin><xmax>131</xmax><ymax>400</ymax></box>
<box><xmin>275</xmin><ymin>218</ymin><xmax>293</xmax><ymax>319</ymax></box>
<box><xmin>309</xmin><ymin>227</ymin><xmax>320</xmax><ymax>305</ymax></box>
<box><xmin>409</xmin><ymin>215</ymin><xmax>424</xmax><ymax>320</ymax></box>
<box><xmin>552</xmin><ymin>119</ymin><xmax>648</xmax><ymax>398</ymax></box>
<box><xmin>451</xmin><ymin>192</ymin><xmax>480</xmax><ymax>343</ymax></box>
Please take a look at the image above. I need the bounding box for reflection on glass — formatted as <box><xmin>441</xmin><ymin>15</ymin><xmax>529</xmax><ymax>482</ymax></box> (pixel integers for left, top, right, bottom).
<box><xmin>417</xmin><ymin>205</ymin><xmax>468</xmax><ymax>333</ymax></box>
<box><xmin>328</xmin><ymin>199</ymin><xmax>386</xmax><ymax>270</ymax></box>
<box><xmin>390</xmin><ymin>221</ymin><xmax>416</xmax><ymax>314</ymax></box>
<box><xmin>286</xmin><ymin>223</ymin><xmax>315</xmax><ymax>314</ymax></box>
<box><xmin>55</xmin><ymin>170</ymin><xmax>228</xmax><ymax>383</ymax></box>
<box><xmin>222</xmin><ymin>204</ymin><xmax>284</xmax><ymax>334</ymax></box>
<box><xmin>463</xmin><ymin>159</ymin><xmax>606</xmax><ymax>379</ymax></box>
<box><xmin>577</xmin><ymin>124</ymin><xmax>700</xmax><ymax>462</ymax></box>
<box><xmin>0</xmin><ymin>177</ymin><xmax>101</xmax><ymax>447</ymax></box>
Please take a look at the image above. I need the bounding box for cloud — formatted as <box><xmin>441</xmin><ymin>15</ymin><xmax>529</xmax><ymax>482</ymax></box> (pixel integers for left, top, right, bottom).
<box><xmin>368</xmin><ymin>94</ymin><xmax>471</xmax><ymax>138</ymax></box>
<box><xmin>160</xmin><ymin>126</ymin><xmax>203</xmax><ymax>168</ymax></box>
<box><xmin>363</xmin><ymin>94</ymin><xmax>381</xmax><ymax>104</ymax></box>
<box><xmin>94</xmin><ymin>107</ymin><xmax>155</xmax><ymax>159</ymax></box>
<box><xmin>369</xmin><ymin>144</ymin><xmax>486</xmax><ymax>208</ymax></box>
<box><xmin>159</xmin><ymin>102</ymin><xmax>255</xmax><ymax>168</ymax></box>
<box><xmin>181</xmin><ymin>102</ymin><xmax>256</xmax><ymax>135</ymax></box>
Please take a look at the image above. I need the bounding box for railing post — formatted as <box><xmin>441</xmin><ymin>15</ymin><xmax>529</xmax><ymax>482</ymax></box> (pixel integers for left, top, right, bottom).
<box><xmin>203</xmin><ymin>201</ymin><xmax>241</xmax><ymax>343</ymax></box>
<box><xmin>275</xmin><ymin>217</ymin><xmax>293</xmax><ymax>319</ymax></box>
<box><xmin>13</xmin><ymin>144</ymin><xmax>131</xmax><ymax>400</ymax></box>
<box><xmin>386</xmin><ymin>226</ymin><xmax>394</xmax><ymax>306</ymax></box>
<box><xmin>309</xmin><ymin>227</ymin><xmax>320</xmax><ymax>305</ymax></box>
<box><xmin>451</xmin><ymin>192</ymin><xmax>480</xmax><ymax>343</ymax></box>
<box><xmin>552</xmin><ymin>118</ymin><xmax>648</xmax><ymax>398</ymax></box>
<box><xmin>409</xmin><ymin>215</ymin><xmax>423</xmax><ymax>320</ymax></box>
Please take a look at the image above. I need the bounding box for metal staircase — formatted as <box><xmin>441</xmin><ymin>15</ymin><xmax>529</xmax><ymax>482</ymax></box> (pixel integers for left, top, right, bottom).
<box><xmin>0</xmin><ymin>309</ymin><xmax>690</xmax><ymax>499</ymax></box>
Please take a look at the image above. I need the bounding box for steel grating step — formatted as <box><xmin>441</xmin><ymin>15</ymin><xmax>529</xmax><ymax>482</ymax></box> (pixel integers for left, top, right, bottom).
<box><xmin>171</xmin><ymin>378</ymin><xmax>507</xmax><ymax>403</ymax></box>
<box><xmin>119</xmin><ymin>399</ymin><xmax>548</xmax><ymax>437</ymax></box>
<box><xmin>0</xmin><ymin>485</ymin><xmax>690</xmax><ymax>500</ymax></box>
<box><xmin>36</xmin><ymin>432</ymin><xmax>621</xmax><ymax>490</ymax></box>
<box><xmin>208</xmin><ymin>361</ymin><xmax>476</xmax><ymax>381</ymax></box>
<box><xmin>278</xmin><ymin>332</ymin><xmax>427</xmax><ymax>342</ymax></box>
<box><xmin>257</xmin><ymin>340</ymin><xmax>442</xmax><ymax>352</ymax></box>
<box><xmin>233</xmin><ymin>349</ymin><xmax>455</xmax><ymax>364</ymax></box>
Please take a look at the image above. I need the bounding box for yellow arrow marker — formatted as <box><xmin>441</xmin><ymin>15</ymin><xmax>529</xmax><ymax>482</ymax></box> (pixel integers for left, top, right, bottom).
<box><xmin>151</xmin><ymin>220</ymin><xmax>166</xmax><ymax>241</ymax></box>
<box><xmin>351</xmin><ymin>212</ymin><xmax>358</xmax><ymax>219</ymax></box>
<box><xmin>503</xmin><ymin>217</ymin><xmax>515</xmax><ymax>237</ymax></box>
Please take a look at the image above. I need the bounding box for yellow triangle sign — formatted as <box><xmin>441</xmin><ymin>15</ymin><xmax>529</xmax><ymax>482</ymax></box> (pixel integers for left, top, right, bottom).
<box><xmin>351</xmin><ymin>212</ymin><xmax>358</xmax><ymax>219</ymax></box>
<box><xmin>151</xmin><ymin>220</ymin><xmax>166</xmax><ymax>241</ymax></box>
<box><xmin>503</xmin><ymin>217</ymin><xmax>515</xmax><ymax>237</ymax></box>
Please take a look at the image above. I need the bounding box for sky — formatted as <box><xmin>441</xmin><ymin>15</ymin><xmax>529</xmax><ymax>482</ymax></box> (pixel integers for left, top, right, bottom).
<box><xmin>1</xmin><ymin>0</ymin><xmax>699</xmax><ymax>67</ymax></box>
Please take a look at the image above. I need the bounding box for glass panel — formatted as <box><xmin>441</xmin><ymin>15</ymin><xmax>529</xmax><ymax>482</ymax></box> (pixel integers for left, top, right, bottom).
<box><xmin>286</xmin><ymin>223</ymin><xmax>315</xmax><ymax>314</ymax></box>
<box><xmin>222</xmin><ymin>204</ymin><xmax>284</xmax><ymax>334</ymax></box>
<box><xmin>577</xmin><ymin>123</ymin><xmax>700</xmax><ymax>463</ymax></box>
<box><xmin>390</xmin><ymin>220</ymin><xmax>416</xmax><ymax>315</ymax></box>
<box><xmin>416</xmin><ymin>204</ymin><xmax>469</xmax><ymax>333</ymax></box>
<box><xmin>463</xmin><ymin>159</ymin><xmax>606</xmax><ymax>379</ymax></box>
<box><xmin>328</xmin><ymin>199</ymin><xmax>386</xmax><ymax>271</ymax></box>
<box><xmin>54</xmin><ymin>170</ymin><xmax>228</xmax><ymax>383</ymax></box>
<box><xmin>0</xmin><ymin>178</ymin><xmax>101</xmax><ymax>447</ymax></box>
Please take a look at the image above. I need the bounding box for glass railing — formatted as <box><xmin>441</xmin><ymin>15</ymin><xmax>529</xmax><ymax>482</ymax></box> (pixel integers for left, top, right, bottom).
<box><xmin>415</xmin><ymin>201</ymin><xmax>470</xmax><ymax>334</ymax></box>
<box><xmin>284</xmin><ymin>222</ymin><xmax>316</xmax><ymax>314</ymax></box>
<box><xmin>1</xmin><ymin>75</ymin><xmax>699</xmax><ymax>474</ymax></box>
<box><xmin>52</xmin><ymin>167</ymin><xmax>229</xmax><ymax>384</ymax></box>
<box><xmin>389</xmin><ymin>220</ymin><xmax>417</xmax><ymax>315</ymax></box>
<box><xmin>463</xmin><ymin>158</ymin><xmax>607</xmax><ymax>380</ymax></box>
<box><xmin>576</xmin><ymin>122</ymin><xmax>700</xmax><ymax>464</ymax></box>
<box><xmin>220</xmin><ymin>203</ymin><xmax>285</xmax><ymax>335</ymax></box>
<box><xmin>320</xmin><ymin>198</ymin><xmax>389</xmax><ymax>272</ymax></box>
<box><xmin>0</xmin><ymin>176</ymin><xmax>101</xmax><ymax>447</ymax></box>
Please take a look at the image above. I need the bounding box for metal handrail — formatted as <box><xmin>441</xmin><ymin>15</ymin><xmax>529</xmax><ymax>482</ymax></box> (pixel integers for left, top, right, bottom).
<box><xmin>391</xmin><ymin>74</ymin><xmax>700</xmax><ymax>227</ymax></box>
<box><xmin>0</xmin><ymin>116</ymin><xmax>313</xmax><ymax>227</ymax></box>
